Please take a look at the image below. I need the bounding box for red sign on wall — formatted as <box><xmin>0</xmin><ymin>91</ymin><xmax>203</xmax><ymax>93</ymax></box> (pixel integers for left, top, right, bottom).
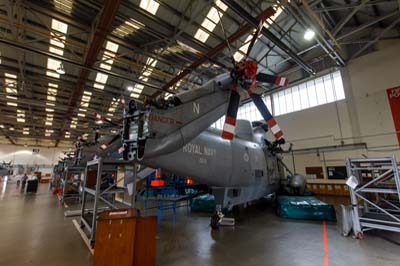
<box><xmin>387</xmin><ymin>86</ymin><xmax>400</xmax><ymax>144</ymax></box>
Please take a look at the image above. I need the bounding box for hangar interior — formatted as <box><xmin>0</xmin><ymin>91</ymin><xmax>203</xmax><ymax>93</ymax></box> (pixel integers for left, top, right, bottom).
<box><xmin>0</xmin><ymin>0</ymin><xmax>400</xmax><ymax>265</ymax></box>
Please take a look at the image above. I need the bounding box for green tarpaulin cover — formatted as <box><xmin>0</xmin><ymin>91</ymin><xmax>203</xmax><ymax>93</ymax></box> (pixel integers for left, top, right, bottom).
<box><xmin>276</xmin><ymin>196</ymin><xmax>336</xmax><ymax>221</ymax></box>
<box><xmin>191</xmin><ymin>194</ymin><xmax>215</xmax><ymax>213</ymax></box>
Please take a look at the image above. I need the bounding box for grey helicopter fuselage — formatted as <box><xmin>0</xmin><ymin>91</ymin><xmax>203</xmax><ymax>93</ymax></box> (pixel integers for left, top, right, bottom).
<box><xmin>122</xmin><ymin>73</ymin><xmax>285</xmax><ymax>209</ymax></box>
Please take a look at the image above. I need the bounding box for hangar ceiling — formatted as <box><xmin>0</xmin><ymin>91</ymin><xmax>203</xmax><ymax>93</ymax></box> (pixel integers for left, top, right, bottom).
<box><xmin>0</xmin><ymin>0</ymin><xmax>399</xmax><ymax>147</ymax></box>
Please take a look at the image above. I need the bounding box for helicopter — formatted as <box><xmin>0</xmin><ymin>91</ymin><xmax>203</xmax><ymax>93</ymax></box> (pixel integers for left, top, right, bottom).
<box><xmin>69</xmin><ymin>7</ymin><xmax>307</xmax><ymax>228</ymax></box>
<box><xmin>0</xmin><ymin>161</ymin><xmax>13</xmax><ymax>177</ymax></box>
<box><xmin>112</xmin><ymin>11</ymin><xmax>306</xmax><ymax>227</ymax></box>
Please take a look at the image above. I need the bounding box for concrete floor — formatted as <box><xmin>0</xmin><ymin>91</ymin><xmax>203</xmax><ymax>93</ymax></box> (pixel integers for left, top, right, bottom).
<box><xmin>0</xmin><ymin>179</ymin><xmax>399</xmax><ymax>266</ymax></box>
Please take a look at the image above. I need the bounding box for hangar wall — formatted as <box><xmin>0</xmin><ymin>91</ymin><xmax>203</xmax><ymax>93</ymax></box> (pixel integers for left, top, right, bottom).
<box><xmin>0</xmin><ymin>145</ymin><xmax>67</xmax><ymax>174</ymax></box>
<box><xmin>279</xmin><ymin>40</ymin><xmax>400</xmax><ymax>181</ymax></box>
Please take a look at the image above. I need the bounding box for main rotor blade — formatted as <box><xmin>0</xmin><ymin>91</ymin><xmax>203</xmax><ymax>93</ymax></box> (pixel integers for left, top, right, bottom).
<box><xmin>256</xmin><ymin>73</ymin><xmax>288</xmax><ymax>87</ymax></box>
<box><xmin>221</xmin><ymin>89</ymin><xmax>241</xmax><ymax>140</ymax></box>
<box><xmin>246</xmin><ymin>15</ymin><xmax>267</xmax><ymax>58</ymax></box>
<box><xmin>99</xmin><ymin>134</ymin><xmax>120</xmax><ymax>151</ymax></box>
<box><xmin>250</xmin><ymin>93</ymin><xmax>284</xmax><ymax>140</ymax></box>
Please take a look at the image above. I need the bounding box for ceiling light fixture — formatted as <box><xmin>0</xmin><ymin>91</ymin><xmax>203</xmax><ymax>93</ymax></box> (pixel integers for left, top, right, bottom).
<box><xmin>304</xmin><ymin>28</ymin><xmax>315</xmax><ymax>41</ymax></box>
<box><xmin>56</xmin><ymin>63</ymin><xmax>66</xmax><ymax>74</ymax></box>
<box><xmin>127</xmin><ymin>85</ymin><xmax>134</xmax><ymax>92</ymax></box>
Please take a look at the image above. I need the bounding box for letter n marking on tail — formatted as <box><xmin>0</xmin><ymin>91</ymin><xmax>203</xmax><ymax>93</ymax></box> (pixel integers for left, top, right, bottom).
<box><xmin>193</xmin><ymin>102</ymin><xmax>200</xmax><ymax>115</ymax></box>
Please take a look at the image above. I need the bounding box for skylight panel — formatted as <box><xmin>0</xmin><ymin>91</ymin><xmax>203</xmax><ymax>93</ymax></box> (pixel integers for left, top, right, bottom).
<box><xmin>95</xmin><ymin>73</ymin><xmax>108</xmax><ymax>84</ymax></box>
<box><xmin>194</xmin><ymin>29</ymin><xmax>210</xmax><ymax>43</ymax></box>
<box><xmin>47</xmin><ymin>58</ymin><xmax>60</xmax><ymax>70</ymax></box>
<box><xmin>233</xmin><ymin>5</ymin><xmax>283</xmax><ymax>61</ymax></box>
<box><xmin>139</xmin><ymin>0</ymin><xmax>160</xmax><ymax>15</ymax></box>
<box><xmin>51</xmin><ymin>19</ymin><xmax>68</xmax><ymax>34</ymax></box>
<box><xmin>194</xmin><ymin>0</ymin><xmax>228</xmax><ymax>43</ymax></box>
<box><xmin>45</xmin><ymin>129</ymin><xmax>54</xmax><ymax>136</ymax></box>
<box><xmin>17</xmin><ymin>110</ymin><xmax>25</xmax><ymax>117</ymax></box>
<box><xmin>47</xmin><ymin>95</ymin><xmax>56</xmax><ymax>102</ymax></box>
<box><xmin>82</xmin><ymin>95</ymin><xmax>91</xmax><ymax>102</ymax></box>
<box><xmin>70</xmin><ymin>117</ymin><xmax>78</xmax><ymax>129</ymax></box>
<box><xmin>4</xmin><ymin>73</ymin><xmax>19</xmax><ymax>110</ymax></box>
<box><xmin>129</xmin><ymin>58</ymin><xmax>158</xmax><ymax>98</ymax></box>
<box><xmin>17</xmin><ymin>110</ymin><xmax>25</xmax><ymax>123</ymax></box>
<box><xmin>106</xmin><ymin>41</ymin><xmax>119</xmax><ymax>53</ymax></box>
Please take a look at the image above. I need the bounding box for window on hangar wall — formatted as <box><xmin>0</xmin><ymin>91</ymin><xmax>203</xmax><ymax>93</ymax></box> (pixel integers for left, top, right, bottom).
<box><xmin>211</xmin><ymin>70</ymin><xmax>345</xmax><ymax>129</ymax></box>
<box><xmin>273</xmin><ymin>70</ymin><xmax>345</xmax><ymax>116</ymax></box>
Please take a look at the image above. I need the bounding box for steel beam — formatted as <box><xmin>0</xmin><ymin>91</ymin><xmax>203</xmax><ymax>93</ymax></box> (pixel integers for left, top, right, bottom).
<box><xmin>351</xmin><ymin>17</ymin><xmax>400</xmax><ymax>59</ymax></box>
<box><xmin>153</xmin><ymin>7</ymin><xmax>278</xmax><ymax>97</ymax></box>
<box><xmin>54</xmin><ymin>0</ymin><xmax>123</xmax><ymax>147</ymax></box>
<box><xmin>312</xmin><ymin>0</ymin><xmax>392</xmax><ymax>12</ymax></box>
<box><xmin>221</xmin><ymin>0</ymin><xmax>315</xmax><ymax>74</ymax></box>
<box><xmin>332</xmin><ymin>0</ymin><xmax>371</xmax><ymax>36</ymax></box>
<box><xmin>337</xmin><ymin>11</ymin><xmax>399</xmax><ymax>41</ymax></box>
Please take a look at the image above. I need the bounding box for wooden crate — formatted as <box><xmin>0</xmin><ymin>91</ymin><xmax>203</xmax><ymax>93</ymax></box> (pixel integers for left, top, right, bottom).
<box><xmin>93</xmin><ymin>209</ymin><xmax>157</xmax><ymax>266</ymax></box>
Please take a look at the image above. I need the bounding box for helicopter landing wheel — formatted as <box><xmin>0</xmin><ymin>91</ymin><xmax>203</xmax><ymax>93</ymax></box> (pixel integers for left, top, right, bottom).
<box><xmin>210</xmin><ymin>213</ymin><xmax>220</xmax><ymax>230</ymax></box>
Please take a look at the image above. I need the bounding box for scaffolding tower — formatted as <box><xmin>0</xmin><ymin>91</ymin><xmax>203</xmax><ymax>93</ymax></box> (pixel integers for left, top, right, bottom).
<box><xmin>346</xmin><ymin>156</ymin><xmax>400</xmax><ymax>239</ymax></box>
<box><xmin>80</xmin><ymin>158</ymin><xmax>135</xmax><ymax>246</ymax></box>
<box><xmin>60</xmin><ymin>166</ymin><xmax>84</xmax><ymax>203</ymax></box>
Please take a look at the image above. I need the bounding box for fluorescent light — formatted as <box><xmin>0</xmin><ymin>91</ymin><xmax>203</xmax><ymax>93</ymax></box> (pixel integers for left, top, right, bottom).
<box><xmin>94</xmin><ymin>83</ymin><xmax>105</xmax><ymax>90</ymax></box>
<box><xmin>0</xmin><ymin>125</ymin><xmax>4</xmax><ymax>128</ymax></box>
<box><xmin>131</xmin><ymin>92</ymin><xmax>140</xmax><ymax>98</ymax></box>
<box><xmin>46</xmin><ymin>108</ymin><xmax>54</xmax><ymax>112</ymax></box>
<box><xmin>304</xmin><ymin>28</ymin><xmax>315</xmax><ymax>41</ymax></box>
<box><xmin>54</xmin><ymin>0</ymin><xmax>73</xmax><ymax>14</ymax></box>
<box><xmin>5</xmin><ymin>73</ymin><xmax>16</xmax><ymax>79</ymax></box>
<box><xmin>127</xmin><ymin>86</ymin><xmax>134</xmax><ymax>91</ymax></box>
<box><xmin>113</xmin><ymin>19</ymin><xmax>144</xmax><ymax>38</ymax></box>
<box><xmin>7</xmin><ymin>102</ymin><xmax>17</xmax><ymax>107</ymax></box>
<box><xmin>46</xmin><ymin>71</ymin><xmax>60</xmax><ymax>78</ymax></box>
<box><xmin>139</xmin><ymin>0</ymin><xmax>159</xmax><ymax>15</ymax></box>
